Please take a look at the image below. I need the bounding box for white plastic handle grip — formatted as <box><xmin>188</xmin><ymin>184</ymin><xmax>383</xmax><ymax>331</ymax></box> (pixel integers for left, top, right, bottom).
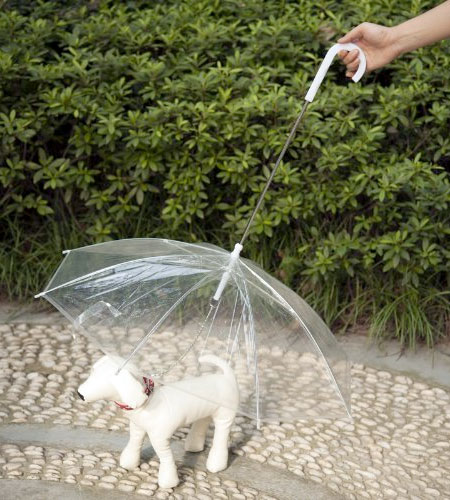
<box><xmin>304</xmin><ymin>43</ymin><xmax>366</xmax><ymax>103</ymax></box>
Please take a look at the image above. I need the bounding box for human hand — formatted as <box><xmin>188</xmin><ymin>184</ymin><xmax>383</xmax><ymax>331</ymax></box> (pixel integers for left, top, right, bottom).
<box><xmin>338</xmin><ymin>22</ymin><xmax>400</xmax><ymax>78</ymax></box>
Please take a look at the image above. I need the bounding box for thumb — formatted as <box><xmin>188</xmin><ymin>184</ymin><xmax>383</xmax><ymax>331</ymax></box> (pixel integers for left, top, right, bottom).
<box><xmin>338</xmin><ymin>24</ymin><xmax>366</xmax><ymax>43</ymax></box>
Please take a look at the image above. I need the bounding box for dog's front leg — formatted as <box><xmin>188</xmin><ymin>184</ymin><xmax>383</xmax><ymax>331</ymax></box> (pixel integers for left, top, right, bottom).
<box><xmin>150</xmin><ymin>436</ymin><xmax>179</xmax><ymax>489</ymax></box>
<box><xmin>120</xmin><ymin>420</ymin><xmax>146</xmax><ymax>470</ymax></box>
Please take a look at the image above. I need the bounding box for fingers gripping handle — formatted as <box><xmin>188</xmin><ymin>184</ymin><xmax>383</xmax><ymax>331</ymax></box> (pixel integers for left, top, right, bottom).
<box><xmin>304</xmin><ymin>43</ymin><xmax>366</xmax><ymax>103</ymax></box>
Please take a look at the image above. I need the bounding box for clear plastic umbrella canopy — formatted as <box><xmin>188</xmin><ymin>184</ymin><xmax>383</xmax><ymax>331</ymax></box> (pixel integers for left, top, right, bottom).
<box><xmin>38</xmin><ymin>238</ymin><xmax>350</xmax><ymax>425</ymax></box>
<box><xmin>36</xmin><ymin>43</ymin><xmax>365</xmax><ymax>425</ymax></box>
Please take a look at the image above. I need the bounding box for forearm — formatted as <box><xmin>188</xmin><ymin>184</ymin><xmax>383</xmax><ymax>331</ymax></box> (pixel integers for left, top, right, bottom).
<box><xmin>392</xmin><ymin>0</ymin><xmax>450</xmax><ymax>56</ymax></box>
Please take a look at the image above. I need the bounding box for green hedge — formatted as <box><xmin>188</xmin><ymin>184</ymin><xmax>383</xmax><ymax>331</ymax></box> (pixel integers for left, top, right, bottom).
<box><xmin>1</xmin><ymin>0</ymin><xmax>449</xmax><ymax>345</ymax></box>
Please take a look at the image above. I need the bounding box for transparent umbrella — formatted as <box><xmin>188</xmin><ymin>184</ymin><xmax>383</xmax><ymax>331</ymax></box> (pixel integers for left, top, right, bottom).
<box><xmin>36</xmin><ymin>43</ymin><xmax>366</xmax><ymax>427</ymax></box>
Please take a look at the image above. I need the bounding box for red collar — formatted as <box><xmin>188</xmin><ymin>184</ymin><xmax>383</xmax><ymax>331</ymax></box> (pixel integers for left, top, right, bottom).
<box><xmin>114</xmin><ymin>376</ymin><xmax>154</xmax><ymax>411</ymax></box>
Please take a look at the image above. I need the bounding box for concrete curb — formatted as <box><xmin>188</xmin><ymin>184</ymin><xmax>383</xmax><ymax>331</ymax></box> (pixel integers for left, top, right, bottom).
<box><xmin>339</xmin><ymin>334</ymin><xmax>450</xmax><ymax>389</ymax></box>
<box><xmin>0</xmin><ymin>479</ymin><xmax>132</xmax><ymax>500</ymax></box>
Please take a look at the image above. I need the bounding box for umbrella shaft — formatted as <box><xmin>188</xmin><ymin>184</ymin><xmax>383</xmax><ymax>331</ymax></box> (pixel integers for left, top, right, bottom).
<box><xmin>239</xmin><ymin>100</ymin><xmax>309</xmax><ymax>247</ymax></box>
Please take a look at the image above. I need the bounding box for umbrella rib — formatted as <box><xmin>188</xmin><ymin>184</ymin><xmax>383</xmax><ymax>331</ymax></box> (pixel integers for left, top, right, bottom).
<box><xmin>117</xmin><ymin>274</ymin><xmax>212</xmax><ymax>374</ymax></box>
<box><xmin>199</xmin><ymin>298</ymin><xmax>221</xmax><ymax>357</ymax></box>
<box><xmin>86</xmin><ymin>265</ymin><xmax>182</xmax><ymax>301</ymax></box>
<box><xmin>62</xmin><ymin>238</ymin><xmax>228</xmax><ymax>256</ymax></box>
<box><xmin>85</xmin><ymin>269</ymin><xmax>152</xmax><ymax>300</ymax></box>
<box><xmin>229</xmin><ymin>296</ymin><xmax>244</xmax><ymax>362</ymax></box>
<box><xmin>239</xmin><ymin>261</ymin><xmax>351</xmax><ymax>419</ymax></box>
<box><xmin>117</xmin><ymin>279</ymin><xmax>144</xmax><ymax>310</ymax></box>
<box><xmin>227</xmin><ymin>273</ymin><xmax>247</xmax><ymax>360</ymax></box>
<box><xmin>36</xmin><ymin>255</ymin><xmax>213</xmax><ymax>298</ymax></box>
<box><xmin>121</xmin><ymin>275</ymin><xmax>181</xmax><ymax>310</ymax></box>
<box><xmin>226</xmin><ymin>289</ymin><xmax>240</xmax><ymax>358</ymax></box>
<box><xmin>165</xmin><ymin>239</ymin><xmax>227</xmax><ymax>256</ymax></box>
<box><xmin>234</xmin><ymin>271</ymin><xmax>261</xmax><ymax>428</ymax></box>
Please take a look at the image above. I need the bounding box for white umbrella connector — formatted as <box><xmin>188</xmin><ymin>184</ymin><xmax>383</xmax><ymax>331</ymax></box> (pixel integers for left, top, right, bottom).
<box><xmin>212</xmin><ymin>243</ymin><xmax>243</xmax><ymax>304</ymax></box>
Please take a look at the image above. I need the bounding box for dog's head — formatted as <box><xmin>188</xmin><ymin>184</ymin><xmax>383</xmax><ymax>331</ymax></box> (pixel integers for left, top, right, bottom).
<box><xmin>77</xmin><ymin>356</ymin><xmax>148</xmax><ymax>410</ymax></box>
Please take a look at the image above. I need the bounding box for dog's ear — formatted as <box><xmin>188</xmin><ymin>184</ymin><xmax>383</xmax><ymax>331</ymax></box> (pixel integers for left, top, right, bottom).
<box><xmin>113</xmin><ymin>369</ymin><xmax>147</xmax><ymax>409</ymax></box>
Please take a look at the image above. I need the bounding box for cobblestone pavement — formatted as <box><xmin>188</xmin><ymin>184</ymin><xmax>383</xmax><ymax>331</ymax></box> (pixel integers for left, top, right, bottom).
<box><xmin>0</xmin><ymin>442</ymin><xmax>263</xmax><ymax>499</ymax></box>
<box><xmin>1</xmin><ymin>322</ymin><xmax>450</xmax><ymax>499</ymax></box>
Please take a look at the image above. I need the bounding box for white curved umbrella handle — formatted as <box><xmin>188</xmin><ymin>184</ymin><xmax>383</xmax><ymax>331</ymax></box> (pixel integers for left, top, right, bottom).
<box><xmin>305</xmin><ymin>42</ymin><xmax>367</xmax><ymax>103</ymax></box>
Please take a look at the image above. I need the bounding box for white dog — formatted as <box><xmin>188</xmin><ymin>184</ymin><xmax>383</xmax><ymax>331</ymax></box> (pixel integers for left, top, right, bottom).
<box><xmin>77</xmin><ymin>354</ymin><xmax>239</xmax><ymax>488</ymax></box>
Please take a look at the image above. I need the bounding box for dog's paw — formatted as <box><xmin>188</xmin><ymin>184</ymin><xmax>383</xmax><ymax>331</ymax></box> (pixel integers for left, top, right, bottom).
<box><xmin>158</xmin><ymin>463</ymin><xmax>179</xmax><ymax>489</ymax></box>
<box><xmin>206</xmin><ymin>448</ymin><xmax>228</xmax><ymax>473</ymax></box>
<box><xmin>119</xmin><ymin>450</ymin><xmax>140</xmax><ymax>470</ymax></box>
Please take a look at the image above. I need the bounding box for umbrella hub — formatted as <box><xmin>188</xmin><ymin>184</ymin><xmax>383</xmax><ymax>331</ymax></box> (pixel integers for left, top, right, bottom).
<box><xmin>212</xmin><ymin>243</ymin><xmax>243</xmax><ymax>304</ymax></box>
<box><xmin>114</xmin><ymin>376</ymin><xmax>154</xmax><ymax>411</ymax></box>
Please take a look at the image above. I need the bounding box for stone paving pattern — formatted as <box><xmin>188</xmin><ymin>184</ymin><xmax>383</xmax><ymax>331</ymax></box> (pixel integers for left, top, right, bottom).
<box><xmin>1</xmin><ymin>322</ymin><xmax>450</xmax><ymax>499</ymax></box>
<box><xmin>1</xmin><ymin>443</ymin><xmax>264</xmax><ymax>499</ymax></box>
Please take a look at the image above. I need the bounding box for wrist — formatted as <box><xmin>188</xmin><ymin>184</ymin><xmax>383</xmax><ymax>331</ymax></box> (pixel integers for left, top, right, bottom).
<box><xmin>389</xmin><ymin>18</ymin><xmax>433</xmax><ymax>57</ymax></box>
<box><xmin>387</xmin><ymin>25</ymin><xmax>410</xmax><ymax>58</ymax></box>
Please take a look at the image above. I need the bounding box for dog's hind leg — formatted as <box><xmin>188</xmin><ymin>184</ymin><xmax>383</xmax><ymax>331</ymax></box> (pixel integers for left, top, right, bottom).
<box><xmin>120</xmin><ymin>420</ymin><xmax>146</xmax><ymax>470</ymax></box>
<box><xmin>185</xmin><ymin>416</ymin><xmax>211</xmax><ymax>452</ymax></box>
<box><xmin>206</xmin><ymin>409</ymin><xmax>235</xmax><ymax>473</ymax></box>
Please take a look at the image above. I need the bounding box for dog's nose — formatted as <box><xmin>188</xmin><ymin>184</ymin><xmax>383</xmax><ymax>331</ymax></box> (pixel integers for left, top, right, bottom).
<box><xmin>77</xmin><ymin>391</ymin><xmax>85</xmax><ymax>401</ymax></box>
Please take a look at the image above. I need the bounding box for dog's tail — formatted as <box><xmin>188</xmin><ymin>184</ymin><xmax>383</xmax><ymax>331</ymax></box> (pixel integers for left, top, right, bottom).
<box><xmin>198</xmin><ymin>354</ymin><xmax>236</xmax><ymax>382</ymax></box>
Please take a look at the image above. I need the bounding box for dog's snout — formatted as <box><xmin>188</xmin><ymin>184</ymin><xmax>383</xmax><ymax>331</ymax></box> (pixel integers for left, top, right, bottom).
<box><xmin>77</xmin><ymin>390</ymin><xmax>85</xmax><ymax>401</ymax></box>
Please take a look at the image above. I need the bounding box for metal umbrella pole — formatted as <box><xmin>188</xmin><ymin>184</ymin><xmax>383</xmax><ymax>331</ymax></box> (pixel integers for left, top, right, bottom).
<box><xmin>239</xmin><ymin>101</ymin><xmax>309</xmax><ymax>247</ymax></box>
